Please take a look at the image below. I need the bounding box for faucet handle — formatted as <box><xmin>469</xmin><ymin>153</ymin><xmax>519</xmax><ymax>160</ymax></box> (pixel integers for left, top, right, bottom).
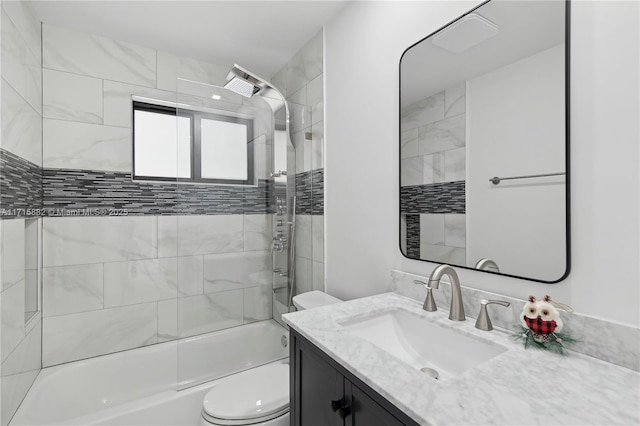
<box><xmin>475</xmin><ymin>299</ymin><xmax>511</xmax><ymax>331</ymax></box>
<box><xmin>414</xmin><ymin>280</ymin><xmax>437</xmax><ymax>312</ymax></box>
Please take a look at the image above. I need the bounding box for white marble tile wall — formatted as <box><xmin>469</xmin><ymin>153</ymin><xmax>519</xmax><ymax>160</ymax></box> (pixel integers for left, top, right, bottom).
<box><xmin>422</xmin><ymin>152</ymin><xmax>444</xmax><ymax>184</ymax></box>
<box><xmin>1</xmin><ymin>280</ymin><xmax>26</xmax><ymax>364</ymax></box>
<box><xmin>43</xmin><ymin>25</ymin><xmax>156</xmax><ymax>88</ymax></box>
<box><xmin>271</xmin><ymin>30</ymin><xmax>323</xmax><ymax>99</ymax></box>
<box><xmin>43</xmin><ymin>216</ymin><xmax>158</xmax><ymax>267</ymax></box>
<box><xmin>243</xmin><ymin>286</ymin><xmax>273</xmax><ymax>323</ymax></box>
<box><xmin>42</xmin><ymin>264</ymin><xmax>103</xmax><ymax>317</ymax></box>
<box><xmin>244</xmin><ymin>213</ymin><xmax>272</xmax><ymax>251</ymax></box>
<box><xmin>400</xmin><ymin>156</ymin><xmax>423</xmax><ymax>187</ymax></box>
<box><xmin>37</xmin><ymin>23</ymin><xmax>276</xmax><ymax>368</ymax></box>
<box><xmin>418</xmin><ymin>213</ymin><xmax>467</xmax><ymax>262</ymax></box>
<box><xmin>177</xmin><ymin>290</ymin><xmax>243</xmax><ymax>338</ymax></box>
<box><xmin>292</xmin><ymin>214</ymin><xmax>325</xmax><ymax>296</ymax></box>
<box><xmin>444</xmin><ymin>147</ymin><xmax>465</xmax><ymax>182</ymax></box>
<box><xmin>103</xmin><ymin>258</ymin><xmax>178</xmax><ymax>308</ymax></box>
<box><xmin>43</xmin><ymin>119</ymin><xmax>131</xmax><ymax>171</ymax></box>
<box><xmin>420</xmin><ymin>115</ymin><xmax>466</xmax><ymax>156</ymax></box>
<box><xmin>444</xmin><ymin>214</ymin><xmax>466</xmax><ymax>248</ymax></box>
<box><xmin>445</xmin><ymin>84</ymin><xmax>466</xmax><ymax>118</ymax></box>
<box><xmin>420</xmin><ymin>214</ymin><xmax>445</xmax><ymax>245</ymax></box>
<box><xmin>203</xmin><ymin>251</ymin><xmax>271</xmax><ymax>293</ymax></box>
<box><xmin>43</xmin><ymin>302</ymin><xmax>158</xmax><ymax>367</ymax></box>
<box><xmin>1</xmin><ymin>78</ymin><xmax>42</xmax><ymax>166</ymax></box>
<box><xmin>42</xmin><ymin>23</ymin><xmax>273</xmax><ymax>179</ymax></box>
<box><xmin>391</xmin><ymin>269</ymin><xmax>640</xmax><ymax>372</ymax></box>
<box><xmin>288</xmin><ymin>87</ymin><xmax>311</xmax><ymax>135</ymax></box>
<box><xmin>103</xmin><ymin>81</ymin><xmax>175</xmax><ymax>128</ymax></box>
<box><xmin>294</xmin><ymin>131</ymin><xmax>311</xmax><ymax>174</ymax></box>
<box><xmin>311</xmin><ymin>123</ymin><xmax>324</xmax><ymax>170</ymax></box>
<box><xmin>419</xmin><ymin>243</ymin><xmax>466</xmax><ymax>266</ymax></box>
<box><xmin>312</xmin><ymin>215</ymin><xmax>324</xmax><ymax>264</ymax></box>
<box><xmin>2</xmin><ymin>9</ymin><xmax>27</xmax><ymax>106</ymax></box>
<box><xmin>308</xmin><ymin>74</ymin><xmax>323</xmax><ymax>126</ymax></box>
<box><xmin>176</xmin><ymin>215</ymin><xmax>243</xmax><ymax>256</ymax></box>
<box><xmin>1</xmin><ymin>319</ymin><xmax>41</xmax><ymax>426</ymax></box>
<box><xmin>1</xmin><ymin>6</ymin><xmax>41</xmax><ymax>116</ymax></box>
<box><xmin>41</xmin><ymin>214</ymin><xmax>273</xmax><ymax>365</ymax></box>
<box><xmin>43</xmin><ymin>69</ymin><xmax>103</xmax><ymax>123</ymax></box>
<box><xmin>401</xmin><ymin>92</ymin><xmax>445</xmax><ymax>132</ymax></box>
<box><xmin>157</xmin><ymin>299</ymin><xmax>177</xmax><ymax>343</ymax></box>
<box><xmin>272</xmin><ymin>30</ymin><xmax>324</xmax><ymax>175</ymax></box>
<box><xmin>290</xmin><ymin>103</ymin><xmax>323</xmax><ymax>173</ymax></box>
<box><xmin>402</xmin><ymin>85</ymin><xmax>467</xmax><ymax>263</ymax></box>
<box><xmin>178</xmin><ymin>256</ymin><xmax>204</xmax><ymax>297</ymax></box>
<box><xmin>295</xmin><ymin>256</ymin><xmax>313</xmax><ymax>296</ymax></box>
<box><xmin>400</xmin><ymin>85</ymin><xmax>466</xmax><ymax>186</ymax></box>
<box><xmin>252</xmin><ymin>135</ymin><xmax>274</xmax><ymax>182</ymax></box>
<box><xmin>0</xmin><ymin>3</ymin><xmax>42</xmax><ymax>423</ymax></box>
<box><xmin>156</xmin><ymin>51</ymin><xmax>229</xmax><ymax>92</ymax></box>
<box><xmin>1</xmin><ymin>1</ymin><xmax>40</xmax><ymax>69</ymax></box>
<box><xmin>1</xmin><ymin>219</ymin><xmax>25</xmax><ymax>290</ymax></box>
<box><xmin>295</xmin><ymin>215</ymin><xmax>312</xmax><ymax>260</ymax></box>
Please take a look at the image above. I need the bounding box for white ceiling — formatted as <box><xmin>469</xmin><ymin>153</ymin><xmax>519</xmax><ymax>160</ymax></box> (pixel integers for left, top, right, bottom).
<box><xmin>29</xmin><ymin>1</ymin><xmax>351</xmax><ymax>79</ymax></box>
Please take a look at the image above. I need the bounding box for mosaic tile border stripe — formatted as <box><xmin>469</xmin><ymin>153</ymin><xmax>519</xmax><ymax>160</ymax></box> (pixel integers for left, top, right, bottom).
<box><xmin>405</xmin><ymin>214</ymin><xmax>420</xmax><ymax>258</ymax></box>
<box><xmin>42</xmin><ymin>168</ymin><xmax>273</xmax><ymax>215</ymax></box>
<box><xmin>400</xmin><ymin>181</ymin><xmax>465</xmax><ymax>214</ymax></box>
<box><xmin>0</xmin><ymin>149</ymin><xmax>43</xmax><ymax>219</ymax></box>
<box><xmin>295</xmin><ymin>169</ymin><xmax>324</xmax><ymax>215</ymax></box>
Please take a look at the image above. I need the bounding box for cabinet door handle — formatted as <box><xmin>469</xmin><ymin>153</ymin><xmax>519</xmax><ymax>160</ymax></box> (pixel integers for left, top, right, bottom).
<box><xmin>337</xmin><ymin>406</ymin><xmax>351</xmax><ymax>420</ymax></box>
<box><xmin>331</xmin><ymin>399</ymin><xmax>342</xmax><ymax>412</ymax></box>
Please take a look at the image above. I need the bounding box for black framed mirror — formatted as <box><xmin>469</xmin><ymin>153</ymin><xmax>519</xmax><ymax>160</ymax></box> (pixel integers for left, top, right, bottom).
<box><xmin>399</xmin><ymin>0</ymin><xmax>569</xmax><ymax>283</ymax></box>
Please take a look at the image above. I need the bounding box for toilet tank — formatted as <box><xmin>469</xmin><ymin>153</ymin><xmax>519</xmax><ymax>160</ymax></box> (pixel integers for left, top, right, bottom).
<box><xmin>292</xmin><ymin>291</ymin><xmax>342</xmax><ymax>310</ymax></box>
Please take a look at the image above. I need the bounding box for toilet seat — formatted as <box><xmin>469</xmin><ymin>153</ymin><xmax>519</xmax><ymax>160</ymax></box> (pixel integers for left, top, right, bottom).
<box><xmin>202</xmin><ymin>364</ymin><xmax>289</xmax><ymax>425</ymax></box>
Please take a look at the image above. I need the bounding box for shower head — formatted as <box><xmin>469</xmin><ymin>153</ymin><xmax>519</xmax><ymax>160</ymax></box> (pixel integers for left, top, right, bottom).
<box><xmin>224</xmin><ymin>64</ymin><xmax>267</xmax><ymax>98</ymax></box>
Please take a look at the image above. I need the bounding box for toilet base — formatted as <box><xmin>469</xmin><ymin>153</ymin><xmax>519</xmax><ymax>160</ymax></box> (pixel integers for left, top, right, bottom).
<box><xmin>200</xmin><ymin>411</ymin><xmax>289</xmax><ymax>426</ymax></box>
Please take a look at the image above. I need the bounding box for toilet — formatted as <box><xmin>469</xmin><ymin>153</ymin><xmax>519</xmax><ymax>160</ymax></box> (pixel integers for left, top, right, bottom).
<box><xmin>200</xmin><ymin>290</ymin><xmax>342</xmax><ymax>425</ymax></box>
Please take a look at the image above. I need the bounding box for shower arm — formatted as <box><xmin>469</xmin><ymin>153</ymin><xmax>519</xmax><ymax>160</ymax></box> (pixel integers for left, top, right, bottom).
<box><xmin>227</xmin><ymin>64</ymin><xmax>290</xmax><ymax>125</ymax></box>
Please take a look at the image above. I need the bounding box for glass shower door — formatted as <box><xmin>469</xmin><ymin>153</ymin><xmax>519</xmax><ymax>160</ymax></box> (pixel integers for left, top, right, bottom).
<box><xmin>175</xmin><ymin>78</ymin><xmax>282</xmax><ymax>390</ymax></box>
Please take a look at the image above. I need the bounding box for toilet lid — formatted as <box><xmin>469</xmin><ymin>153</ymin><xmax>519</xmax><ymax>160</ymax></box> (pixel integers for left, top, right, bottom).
<box><xmin>203</xmin><ymin>364</ymin><xmax>289</xmax><ymax>424</ymax></box>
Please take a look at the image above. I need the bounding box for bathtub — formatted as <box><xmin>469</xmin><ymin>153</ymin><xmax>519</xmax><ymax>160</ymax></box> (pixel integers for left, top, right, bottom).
<box><xmin>11</xmin><ymin>320</ymin><xmax>289</xmax><ymax>426</ymax></box>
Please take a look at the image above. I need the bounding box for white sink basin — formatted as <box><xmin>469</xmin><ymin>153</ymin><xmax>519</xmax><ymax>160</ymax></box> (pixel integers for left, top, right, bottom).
<box><xmin>338</xmin><ymin>308</ymin><xmax>506</xmax><ymax>381</ymax></box>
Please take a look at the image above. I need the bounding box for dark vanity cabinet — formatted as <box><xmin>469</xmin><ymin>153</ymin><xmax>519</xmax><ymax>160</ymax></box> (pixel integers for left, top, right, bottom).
<box><xmin>290</xmin><ymin>329</ymin><xmax>420</xmax><ymax>426</ymax></box>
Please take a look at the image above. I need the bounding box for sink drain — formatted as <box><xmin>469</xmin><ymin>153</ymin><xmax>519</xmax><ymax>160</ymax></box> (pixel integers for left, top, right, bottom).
<box><xmin>420</xmin><ymin>367</ymin><xmax>439</xmax><ymax>380</ymax></box>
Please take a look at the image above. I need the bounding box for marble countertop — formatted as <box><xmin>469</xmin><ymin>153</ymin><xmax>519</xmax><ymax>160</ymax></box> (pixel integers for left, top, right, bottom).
<box><xmin>282</xmin><ymin>292</ymin><xmax>640</xmax><ymax>426</ymax></box>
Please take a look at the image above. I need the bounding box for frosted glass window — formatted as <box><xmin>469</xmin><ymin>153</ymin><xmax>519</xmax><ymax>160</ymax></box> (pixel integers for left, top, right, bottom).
<box><xmin>134</xmin><ymin>110</ymin><xmax>191</xmax><ymax>178</ymax></box>
<box><xmin>133</xmin><ymin>101</ymin><xmax>254</xmax><ymax>184</ymax></box>
<box><xmin>200</xmin><ymin>119</ymin><xmax>248</xmax><ymax>180</ymax></box>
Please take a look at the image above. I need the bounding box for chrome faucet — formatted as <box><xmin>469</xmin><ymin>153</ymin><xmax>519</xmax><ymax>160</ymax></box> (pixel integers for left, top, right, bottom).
<box><xmin>427</xmin><ymin>264</ymin><xmax>466</xmax><ymax>321</ymax></box>
<box><xmin>475</xmin><ymin>299</ymin><xmax>510</xmax><ymax>331</ymax></box>
<box><xmin>413</xmin><ymin>280</ymin><xmax>437</xmax><ymax>312</ymax></box>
